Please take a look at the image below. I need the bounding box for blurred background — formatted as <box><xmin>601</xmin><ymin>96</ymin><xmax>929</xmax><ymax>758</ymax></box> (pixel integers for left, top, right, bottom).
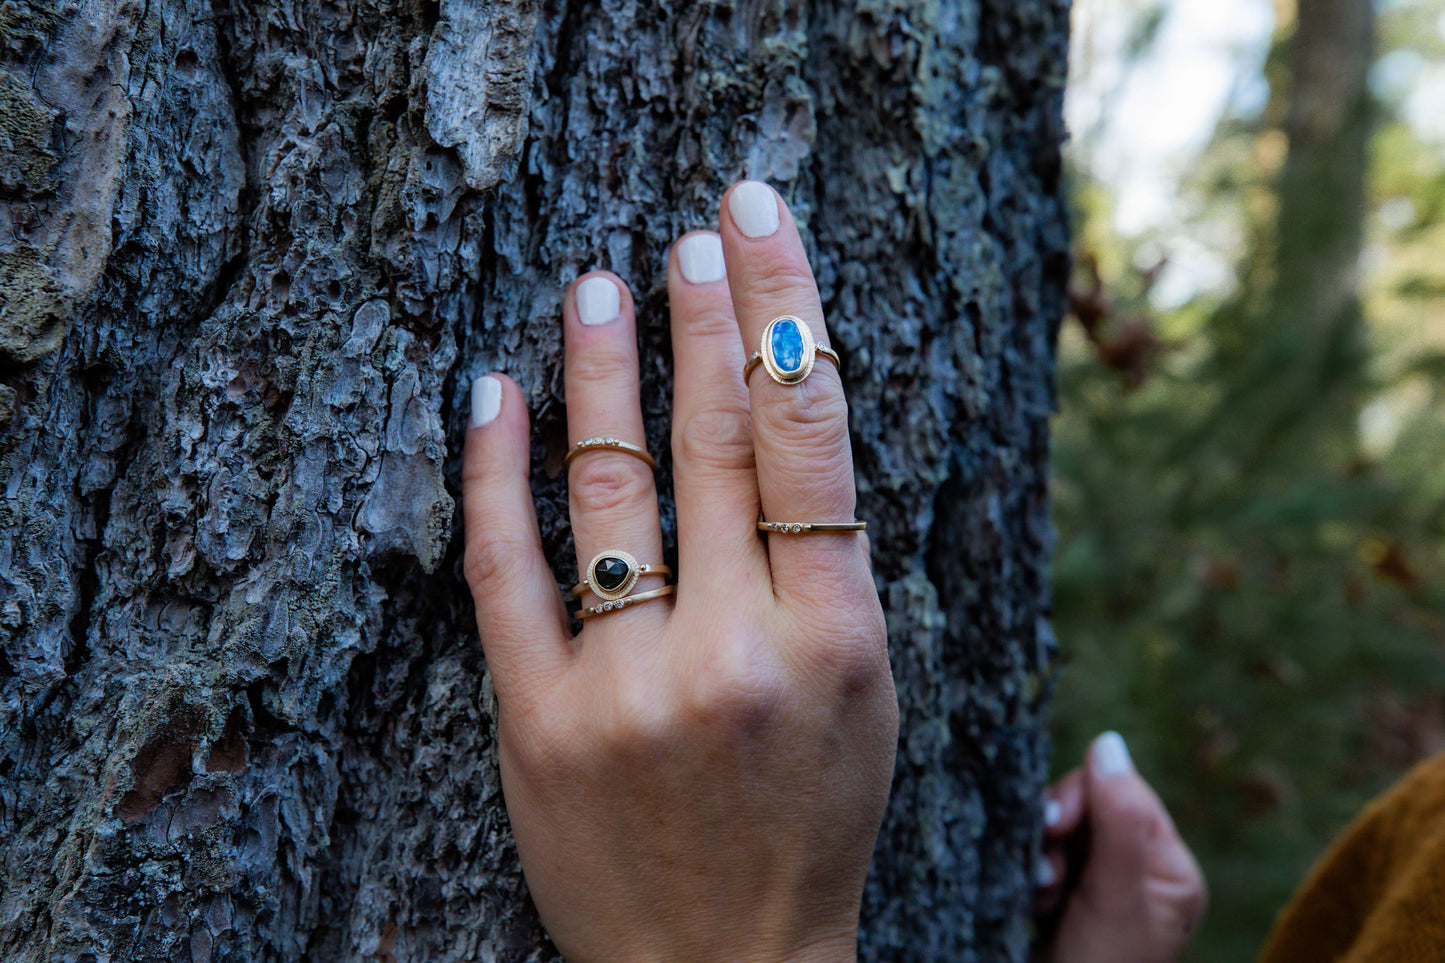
<box><xmin>1051</xmin><ymin>0</ymin><xmax>1445</xmax><ymax>957</ymax></box>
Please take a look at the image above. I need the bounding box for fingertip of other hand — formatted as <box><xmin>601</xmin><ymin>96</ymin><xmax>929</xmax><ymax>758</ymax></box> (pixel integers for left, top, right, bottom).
<box><xmin>1044</xmin><ymin>796</ymin><xmax>1063</xmax><ymax>828</ymax></box>
<box><xmin>1035</xmin><ymin>853</ymin><xmax>1058</xmax><ymax>889</ymax></box>
<box><xmin>1091</xmin><ymin>730</ymin><xmax>1135</xmax><ymax>778</ymax></box>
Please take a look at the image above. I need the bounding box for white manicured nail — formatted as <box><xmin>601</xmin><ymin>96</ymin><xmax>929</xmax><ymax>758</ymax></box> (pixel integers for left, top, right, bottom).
<box><xmin>577</xmin><ymin>276</ymin><xmax>621</xmax><ymax>325</ymax></box>
<box><xmin>677</xmin><ymin>234</ymin><xmax>727</xmax><ymax>284</ymax></box>
<box><xmin>1035</xmin><ymin>856</ymin><xmax>1056</xmax><ymax>888</ymax></box>
<box><xmin>729</xmin><ymin>181</ymin><xmax>781</xmax><ymax>238</ymax></box>
<box><xmin>1043</xmin><ymin>798</ymin><xmax>1062</xmax><ymax>828</ymax></box>
<box><xmin>1094</xmin><ymin>731</ymin><xmax>1134</xmax><ymax>777</ymax></box>
<box><xmin>471</xmin><ymin>375</ymin><xmax>501</xmax><ymax>428</ymax></box>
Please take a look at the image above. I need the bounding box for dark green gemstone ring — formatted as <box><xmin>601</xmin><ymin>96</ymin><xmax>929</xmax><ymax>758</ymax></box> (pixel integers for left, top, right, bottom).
<box><xmin>571</xmin><ymin>550</ymin><xmax>673</xmax><ymax>601</ymax></box>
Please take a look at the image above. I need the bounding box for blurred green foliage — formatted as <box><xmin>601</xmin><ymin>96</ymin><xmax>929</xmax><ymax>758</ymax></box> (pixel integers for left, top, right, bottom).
<box><xmin>1051</xmin><ymin>1</ymin><xmax>1445</xmax><ymax>959</ymax></box>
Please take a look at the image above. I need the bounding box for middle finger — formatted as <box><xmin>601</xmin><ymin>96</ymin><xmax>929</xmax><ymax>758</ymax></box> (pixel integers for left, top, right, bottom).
<box><xmin>719</xmin><ymin>183</ymin><xmax>870</xmax><ymax>601</ymax></box>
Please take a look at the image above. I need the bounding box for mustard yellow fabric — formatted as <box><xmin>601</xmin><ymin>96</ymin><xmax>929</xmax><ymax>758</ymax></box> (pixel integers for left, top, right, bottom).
<box><xmin>1259</xmin><ymin>752</ymin><xmax>1445</xmax><ymax>962</ymax></box>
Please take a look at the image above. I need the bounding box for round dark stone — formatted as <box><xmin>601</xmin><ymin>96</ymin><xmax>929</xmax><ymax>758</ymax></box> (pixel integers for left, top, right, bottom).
<box><xmin>593</xmin><ymin>555</ymin><xmax>631</xmax><ymax>592</ymax></box>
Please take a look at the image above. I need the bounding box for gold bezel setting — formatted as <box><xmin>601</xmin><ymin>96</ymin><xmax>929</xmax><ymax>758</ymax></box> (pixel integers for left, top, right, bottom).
<box><xmin>760</xmin><ymin>316</ymin><xmax>817</xmax><ymax>385</ymax></box>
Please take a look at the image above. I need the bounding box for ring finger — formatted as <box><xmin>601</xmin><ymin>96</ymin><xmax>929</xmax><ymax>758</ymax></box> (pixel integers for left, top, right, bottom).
<box><xmin>563</xmin><ymin>272</ymin><xmax>670</xmax><ymax>628</ymax></box>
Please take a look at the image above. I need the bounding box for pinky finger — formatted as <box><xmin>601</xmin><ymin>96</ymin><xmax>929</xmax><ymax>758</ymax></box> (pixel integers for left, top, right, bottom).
<box><xmin>461</xmin><ymin>374</ymin><xmax>571</xmax><ymax>706</ymax></box>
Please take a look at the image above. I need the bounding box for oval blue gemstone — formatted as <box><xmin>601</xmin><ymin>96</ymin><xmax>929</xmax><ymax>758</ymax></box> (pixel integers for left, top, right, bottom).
<box><xmin>770</xmin><ymin>319</ymin><xmax>806</xmax><ymax>373</ymax></box>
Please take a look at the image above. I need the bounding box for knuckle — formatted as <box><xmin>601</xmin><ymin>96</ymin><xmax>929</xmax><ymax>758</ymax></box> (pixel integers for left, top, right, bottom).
<box><xmin>569</xmin><ymin>456</ymin><xmax>655</xmax><ymax>516</ymax></box>
<box><xmin>1152</xmin><ymin>869</ymin><xmax>1209</xmax><ymax>944</ymax></box>
<box><xmin>570</xmin><ymin>347</ymin><xmax>634</xmax><ymax>389</ymax></box>
<box><xmin>755</xmin><ymin>378</ymin><xmax>851</xmax><ymax>454</ymax></box>
<box><xmin>464</xmin><ymin>535</ymin><xmax>530</xmax><ymax>595</ymax></box>
<box><xmin>687</xmin><ymin>637</ymin><xmax>788</xmax><ymax>737</ymax></box>
<box><xmin>681</xmin><ymin>309</ymin><xmax>742</xmax><ymax>343</ymax></box>
<box><xmin>801</xmin><ymin>611</ymin><xmax>892</xmax><ymax>700</ymax></box>
<box><xmin>675</xmin><ymin>406</ymin><xmax>754</xmax><ymax>474</ymax></box>
<box><xmin>600</xmin><ymin>679</ymin><xmax>675</xmax><ymax>762</ymax></box>
<box><xmin>739</xmin><ymin>258</ymin><xmax>817</xmax><ymax>306</ymax></box>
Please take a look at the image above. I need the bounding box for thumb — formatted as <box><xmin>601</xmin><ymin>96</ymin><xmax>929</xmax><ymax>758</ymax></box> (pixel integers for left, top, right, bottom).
<box><xmin>1081</xmin><ymin>731</ymin><xmax>1169</xmax><ymax>904</ymax></box>
<box><xmin>1085</xmin><ymin>733</ymin><xmax>1204</xmax><ymax>900</ymax></box>
<box><xmin>1048</xmin><ymin>732</ymin><xmax>1206</xmax><ymax>963</ymax></box>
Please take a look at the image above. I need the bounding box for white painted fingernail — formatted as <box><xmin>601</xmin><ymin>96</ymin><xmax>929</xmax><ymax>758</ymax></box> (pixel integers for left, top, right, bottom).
<box><xmin>677</xmin><ymin>233</ymin><xmax>727</xmax><ymax>284</ymax></box>
<box><xmin>471</xmin><ymin>375</ymin><xmax>502</xmax><ymax>428</ymax></box>
<box><xmin>1035</xmin><ymin>856</ymin><xmax>1056</xmax><ymax>888</ymax></box>
<box><xmin>1043</xmin><ymin>798</ymin><xmax>1062</xmax><ymax>828</ymax></box>
<box><xmin>1094</xmin><ymin>731</ymin><xmax>1134</xmax><ymax>777</ymax></box>
<box><xmin>729</xmin><ymin>181</ymin><xmax>781</xmax><ymax>238</ymax></box>
<box><xmin>577</xmin><ymin>276</ymin><xmax>621</xmax><ymax>325</ymax></box>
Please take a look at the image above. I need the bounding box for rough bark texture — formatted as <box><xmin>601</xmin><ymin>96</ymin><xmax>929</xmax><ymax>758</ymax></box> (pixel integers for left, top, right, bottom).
<box><xmin>0</xmin><ymin>0</ymin><xmax>1068</xmax><ymax>960</ymax></box>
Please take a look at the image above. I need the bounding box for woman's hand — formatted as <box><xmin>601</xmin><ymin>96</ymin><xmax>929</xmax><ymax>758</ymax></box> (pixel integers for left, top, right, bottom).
<box><xmin>460</xmin><ymin>182</ymin><xmax>899</xmax><ymax>962</ymax></box>
<box><xmin>1035</xmin><ymin>732</ymin><xmax>1208</xmax><ymax>963</ymax></box>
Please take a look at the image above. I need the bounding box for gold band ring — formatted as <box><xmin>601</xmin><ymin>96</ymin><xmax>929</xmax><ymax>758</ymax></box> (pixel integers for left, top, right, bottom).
<box><xmin>757</xmin><ymin>520</ymin><xmax>867</xmax><ymax>534</ymax></box>
<box><xmin>744</xmin><ymin>316</ymin><xmax>841</xmax><ymax>386</ymax></box>
<box><xmin>574</xmin><ymin>584</ymin><xmax>677</xmax><ymax>620</ymax></box>
<box><xmin>574</xmin><ymin>550</ymin><xmax>671</xmax><ymax>601</ymax></box>
<box><xmin>565</xmin><ymin>436</ymin><xmax>658</xmax><ymax>471</ymax></box>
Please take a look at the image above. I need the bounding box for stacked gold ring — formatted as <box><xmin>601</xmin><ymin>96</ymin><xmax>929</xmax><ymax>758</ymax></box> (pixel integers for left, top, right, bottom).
<box><xmin>569</xmin><ymin>550</ymin><xmax>675</xmax><ymax>620</ymax></box>
<box><xmin>565</xmin><ymin>436</ymin><xmax>657</xmax><ymax>470</ymax></box>
<box><xmin>576</xmin><ymin>584</ymin><xmax>677</xmax><ymax>619</ymax></box>
<box><xmin>758</xmin><ymin>520</ymin><xmax>867</xmax><ymax>534</ymax></box>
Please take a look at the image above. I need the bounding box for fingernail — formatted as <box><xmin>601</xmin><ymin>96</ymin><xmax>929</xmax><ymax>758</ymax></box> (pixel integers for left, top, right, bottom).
<box><xmin>576</xmin><ymin>276</ymin><xmax>621</xmax><ymax>325</ymax></box>
<box><xmin>1043</xmin><ymin>798</ymin><xmax>1062</xmax><ymax>828</ymax></box>
<box><xmin>1094</xmin><ymin>731</ymin><xmax>1134</xmax><ymax>777</ymax></box>
<box><xmin>1035</xmin><ymin>856</ymin><xmax>1056</xmax><ymax>888</ymax></box>
<box><xmin>677</xmin><ymin>233</ymin><xmax>727</xmax><ymax>284</ymax></box>
<box><xmin>729</xmin><ymin>181</ymin><xmax>781</xmax><ymax>238</ymax></box>
<box><xmin>471</xmin><ymin>375</ymin><xmax>502</xmax><ymax>428</ymax></box>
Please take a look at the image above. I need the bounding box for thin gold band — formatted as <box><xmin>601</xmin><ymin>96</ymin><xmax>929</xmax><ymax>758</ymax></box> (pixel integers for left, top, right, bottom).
<box><xmin>574</xmin><ymin>584</ymin><xmax>677</xmax><ymax>620</ymax></box>
<box><xmin>743</xmin><ymin>345</ymin><xmax>841</xmax><ymax>385</ymax></box>
<box><xmin>757</xmin><ymin>520</ymin><xmax>867</xmax><ymax>534</ymax></box>
<box><xmin>565</xmin><ymin>436</ymin><xmax>658</xmax><ymax>470</ymax></box>
<box><xmin>571</xmin><ymin>564</ymin><xmax>672</xmax><ymax>598</ymax></box>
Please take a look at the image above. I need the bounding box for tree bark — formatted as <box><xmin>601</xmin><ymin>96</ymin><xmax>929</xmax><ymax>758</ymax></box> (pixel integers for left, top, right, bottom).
<box><xmin>0</xmin><ymin>0</ymin><xmax>1069</xmax><ymax>959</ymax></box>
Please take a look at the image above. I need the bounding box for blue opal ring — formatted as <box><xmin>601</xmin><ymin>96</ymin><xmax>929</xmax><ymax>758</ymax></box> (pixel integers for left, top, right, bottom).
<box><xmin>744</xmin><ymin>316</ymin><xmax>841</xmax><ymax>386</ymax></box>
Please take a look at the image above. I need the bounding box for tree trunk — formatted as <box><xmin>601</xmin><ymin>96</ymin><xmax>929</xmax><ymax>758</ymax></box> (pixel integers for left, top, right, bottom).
<box><xmin>1277</xmin><ymin>0</ymin><xmax>1372</xmax><ymax>334</ymax></box>
<box><xmin>1199</xmin><ymin>0</ymin><xmax>1372</xmax><ymax>473</ymax></box>
<box><xmin>0</xmin><ymin>0</ymin><xmax>1069</xmax><ymax>959</ymax></box>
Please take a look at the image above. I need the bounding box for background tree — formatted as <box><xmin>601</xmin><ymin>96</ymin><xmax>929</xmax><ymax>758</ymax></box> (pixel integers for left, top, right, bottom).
<box><xmin>0</xmin><ymin>0</ymin><xmax>1069</xmax><ymax>959</ymax></box>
